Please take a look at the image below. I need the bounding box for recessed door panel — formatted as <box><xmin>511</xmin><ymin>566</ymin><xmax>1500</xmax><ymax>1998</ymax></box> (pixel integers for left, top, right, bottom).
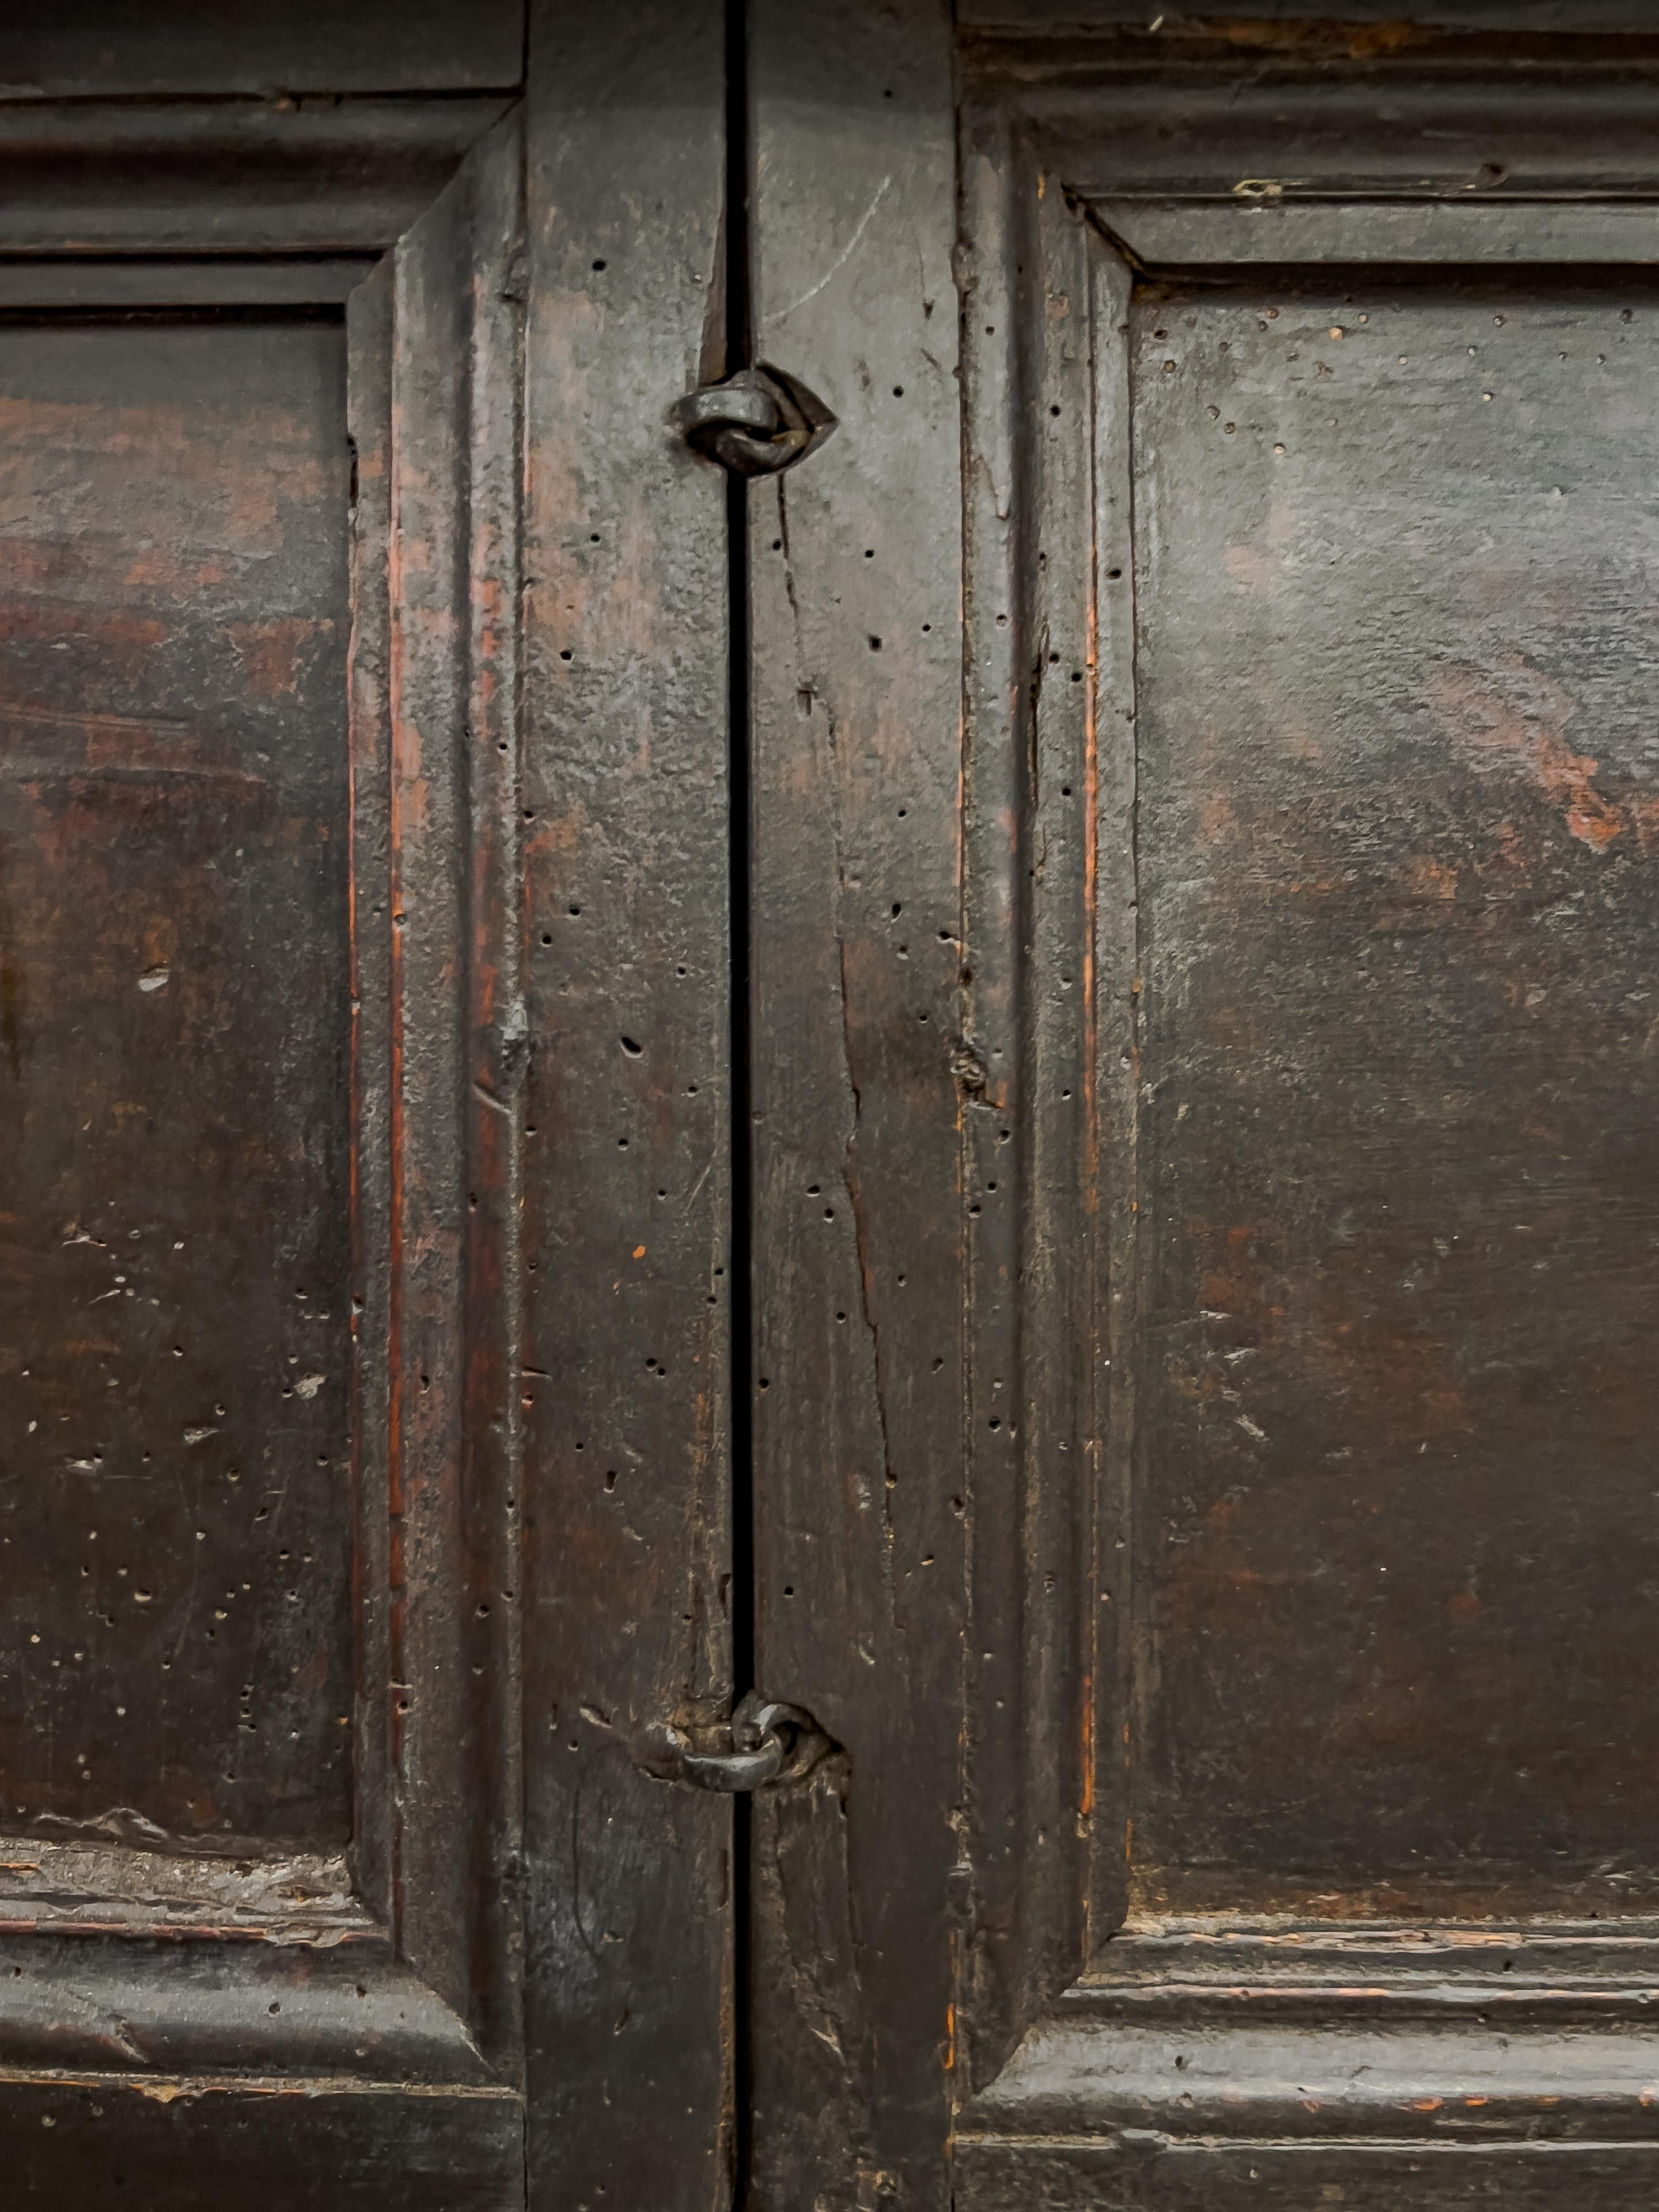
<box><xmin>1130</xmin><ymin>284</ymin><xmax>1659</xmax><ymax>1914</ymax></box>
<box><xmin>0</xmin><ymin>318</ymin><xmax>354</xmax><ymax>1851</ymax></box>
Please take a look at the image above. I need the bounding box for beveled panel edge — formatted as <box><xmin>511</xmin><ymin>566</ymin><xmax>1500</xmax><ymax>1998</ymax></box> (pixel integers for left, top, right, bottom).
<box><xmin>956</xmin><ymin>1952</ymin><xmax>1659</xmax><ymax>2146</ymax></box>
<box><xmin>961</xmin><ymin>49</ymin><xmax>1659</xmax><ymax>206</ymax></box>
<box><xmin>955</xmin><ymin>46</ymin><xmax>1659</xmax><ymax>2126</ymax></box>
<box><xmin>0</xmin><ymin>96</ymin><xmax>513</xmax><ymax>255</ymax></box>
<box><xmin>0</xmin><ymin>1929</ymin><xmax>498</xmax><ymax>2086</ymax></box>
<box><xmin>956</xmin><ymin>92</ymin><xmax>1108</xmax><ymax>2104</ymax></box>
<box><xmin>348</xmin><ymin>105</ymin><xmax>527</xmax><ymax>2066</ymax></box>
<box><xmin>0</xmin><ymin>98</ymin><xmax>526</xmax><ymax>2095</ymax></box>
<box><xmin>959</xmin><ymin>0</ymin><xmax>1659</xmax><ymax>30</ymax></box>
<box><xmin>0</xmin><ymin>1836</ymin><xmax>363</xmax><ymax>1936</ymax></box>
<box><xmin>1092</xmin><ymin>196</ymin><xmax>1659</xmax><ymax>268</ymax></box>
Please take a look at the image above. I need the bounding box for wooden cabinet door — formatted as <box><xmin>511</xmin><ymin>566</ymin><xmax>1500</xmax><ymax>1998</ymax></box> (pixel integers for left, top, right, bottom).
<box><xmin>0</xmin><ymin>6</ymin><xmax>737</xmax><ymax>2204</ymax></box>
<box><xmin>741</xmin><ymin>7</ymin><xmax>1659</xmax><ymax>2210</ymax></box>
<box><xmin>26</xmin><ymin>8</ymin><xmax>1659</xmax><ymax>2210</ymax></box>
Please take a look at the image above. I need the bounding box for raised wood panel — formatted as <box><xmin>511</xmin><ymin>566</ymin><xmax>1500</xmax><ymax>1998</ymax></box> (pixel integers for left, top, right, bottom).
<box><xmin>1130</xmin><ymin>276</ymin><xmax>1659</xmax><ymax>1916</ymax></box>
<box><xmin>0</xmin><ymin>92</ymin><xmax>526</xmax><ymax>2206</ymax></box>
<box><xmin>955</xmin><ymin>99</ymin><xmax>1114</xmax><ymax>2103</ymax></box>
<box><xmin>0</xmin><ymin>315</ymin><xmax>355</xmax><ymax>1851</ymax></box>
<box><xmin>954</xmin><ymin>41</ymin><xmax>1659</xmax><ymax>2210</ymax></box>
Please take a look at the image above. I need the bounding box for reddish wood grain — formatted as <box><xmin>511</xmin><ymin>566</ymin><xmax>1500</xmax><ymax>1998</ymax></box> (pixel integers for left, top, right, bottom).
<box><xmin>0</xmin><ymin>319</ymin><xmax>354</xmax><ymax>1850</ymax></box>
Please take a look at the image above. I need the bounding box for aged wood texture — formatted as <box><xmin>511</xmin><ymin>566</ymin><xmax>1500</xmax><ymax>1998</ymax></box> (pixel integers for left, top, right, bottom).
<box><xmin>521</xmin><ymin>5</ymin><xmax>736</xmax><ymax>2206</ymax></box>
<box><xmin>0</xmin><ymin>77</ymin><xmax>527</xmax><ymax>2203</ymax></box>
<box><xmin>1096</xmin><ymin>200</ymin><xmax>1659</xmax><ymax>269</ymax></box>
<box><xmin>957</xmin><ymin>47</ymin><xmax>1659</xmax><ymax>207</ymax></box>
<box><xmin>955</xmin><ymin>104</ymin><xmax>1125</xmax><ymax>2107</ymax></box>
<box><xmin>956</xmin><ymin>1915</ymin><xmax>1659</xmax><ymax>2186</ymax></box>
<box><xmin>0</xmin><ymin>101</ymin><xmax>514</xmax><ymax>256</ymax></box>
<box><xmin>0</xmin><ymin>3</ymin><xmax>524</xmax><ymax>96</ymax></box>
<box><xmin>960</xmin><ymin>2</ymin><xmax>1659</xmax><ymax>33</ymax></box>
<box><xmin>0</xmin><ymin>1925</ymin><xmax>493</xmax><ymax>2080</ymax></box>
<box><xmin>1128</xmin><ymin>279</ymin><xmax>1659</xmax><ymax>1915</ymax></box>
<box><xmin>953</xmin><ymin>2141</ymin><xmax>1659</xmax><ymax>2212</ymax></box>
<box><xmin>0</xmin><ymin>266</ymin><xmax>373</xmax><ymax>310</ymax></box>
<box><xmin>347</xmin><ymin>110</ymin><xmax>527</xmax><ymax>2055</ymax></box>
<box><xmin>0</xmin><ymin>2075</ymin><xmax>522</xmax><ymax>2211</ymax></box>
<box><xmin>746</xmin><ymin>3</ymin><xmax>965</xmax><ymax>2204</ymax></box>
<box><xmin>948</xmin><ymin>36</ymin><xmax>1659</xmax><ymax>2212</ymax></box>
<box><xmin>0</xmin><ymin>314</ymin><xmax>355</xmax><ymax>1850</ymax></box>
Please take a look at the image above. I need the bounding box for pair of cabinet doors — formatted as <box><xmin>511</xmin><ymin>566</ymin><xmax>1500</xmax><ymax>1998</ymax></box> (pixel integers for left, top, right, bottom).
<box><xmin>3</xmin><ymin>2</ymin><xmax>1658</xmax><ymax>2206</ymax></box>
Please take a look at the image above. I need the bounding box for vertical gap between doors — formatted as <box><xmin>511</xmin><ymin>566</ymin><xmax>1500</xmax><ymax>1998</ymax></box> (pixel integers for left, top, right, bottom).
<box><xmin>725</xmin><ymin>0</ymin><xmax>756</xmax><ymax>2205</ymax></box>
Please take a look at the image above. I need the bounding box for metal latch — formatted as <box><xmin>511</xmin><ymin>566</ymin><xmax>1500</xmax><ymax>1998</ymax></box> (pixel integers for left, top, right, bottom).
<box><xmin>672</xmin><ymin>363</ymin><xmax>837</xmax><ymax>478</ymax></box>
<box><xmin>654</xmin><ymin>1690</ymin><xmax>834</xmax><ymax>1793</ymax></box>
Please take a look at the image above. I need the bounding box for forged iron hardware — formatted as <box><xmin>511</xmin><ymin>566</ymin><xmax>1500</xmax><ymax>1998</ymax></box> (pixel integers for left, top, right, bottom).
<box><xmin>668</xmin><ymin>1690</ymin><xmax>833</xmax><ymax>1793</ymax></box>
<box><xmin>672</xmin><ymin>363</ymin><xmax>837</xmax><ymax>478</ymax></box>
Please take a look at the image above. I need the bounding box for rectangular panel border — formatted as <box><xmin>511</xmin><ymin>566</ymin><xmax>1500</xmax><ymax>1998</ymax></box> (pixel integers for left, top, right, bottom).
<box><xmin>954</xmin><ymin>40</ymin><xmax>1659</xmax><ymax>2179</ymax></box>
<box><xmin>0</xmin><ymin>101</ymin><xmax>525</xmax><ymax>2118</ymax></box>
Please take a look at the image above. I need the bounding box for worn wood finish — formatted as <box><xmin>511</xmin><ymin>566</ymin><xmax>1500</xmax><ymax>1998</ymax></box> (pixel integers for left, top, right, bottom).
<box><xmin>956</xmin><ymin>99</ymin><xmax>1122</xmax><ymax>2111</ymax></box>
<box><xmin>22</xmin><ymin>10</ymin><xmax>1659</xmax><ymax>2207</ymax></box>
<box><xmin>352</xmin><ymin>108</ymin><xmax>527</xmax><ymax>2057</ymax></box>
<box><xmin>0</xmin><ymin>2075</ymin><xmax>521</xmax><ymax>2211</ymax></box>
<box><xmin>0</xmin><ymin>74</ymin><xmax>525</xmax><ymax>2204</ymax></box>
<box><xmin>520</xmin><ymin>5</ymin><xmax>736</xmax><ymax>2207</ymax></box>
<box><xmin>953</xmin><ymin>2141</ymin><xmax>1659</xmax><ymax>2212</ymax></box>
<box><xmin>0</xmin><ymin>313</ymin><xmax>356</xmax><ymax>1850</ymax></box>
<box><xmin>960</xmin><ymin>1</ymin><xmax>1659</xmax><ymax>34</ymax></box>
<box><xmin>1130</xmin><ymin>274</ymin><xmax>1659</xmax><ymax>1915</ymax></box>
<box><xmin>960</xmin><ymin>51</ymin><xmax>1659</xmax><ymax>207</ymax></box>
<box><xmin>0</xmin><ymin>1929</ymin><xmax>493</xmax><ymax>2080</ymax></box>
<box><xmin>0</xmin><ymin>100</ymin><xmax>513</xmax><ymax>256</ymax></box>
<box><xmin>745</xmin><ymin>5</ymin><xmax>965</xmax><ymax>2206</ymax></box>
<box><xmin>0</xmin><ymin>264</ymin><xmax>375</xmax><ymax>309</ymax></box>
<box><xmin>950</xmin><ymin>33</ymin><xmax>1659</xmax><ymax>2211</ymax></box>
<box><xmin>1096</xmin><ymin>200</ymin><xmax>1659</xmax><ymax>270</ymax></box>
<box><xmin>0</xmin><ymin>3</ymin><xmax>523</xmax><ymax>96</ymax></box>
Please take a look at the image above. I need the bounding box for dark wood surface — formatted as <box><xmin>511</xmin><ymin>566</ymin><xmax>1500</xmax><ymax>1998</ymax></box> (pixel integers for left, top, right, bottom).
<box><xmin>0</xmin><ymin>313</ymin><xmax>355</xmax><ymax>1851</ymax></box>
<box><xmin>345</xmin><ymin>107</ymin><xmax>528</xmax><ymax>2057</ymax></box>
<box><xmin>0</xmin><ymin>1925</ymin><xmax>492</xmax><ymax>2080</ymax></box>
<box><xmin>11</xmin><ymin>9</ymin><xmax>1659</xmax><ymax>2209</ymax></box>
<box><xmin>746</xmin><ymin>3</ymin><xmax>965</xmax><ymax>2205</ymax></box>
<box><xmin>1129</xmin><ymin>277</ymin><xmax>1659</xmax><ymax>1916</ymax></box>
<box><xmin>0</xmin><ymin>100</ymin><xmax>514</xmax><ymax>256</ymax></box>
<box><xmin>520</xmin><ymin>5</ymin><xmax>737</xmax><ymax>2207</ymax></box>
<box><xmin>0</xmin><ymin>40</ymin><xmax>528</xmax><ymax>2206</ymax></box>
<box><xmin>949</xmin><ymin>33</ymin><xmax>1659</xmax><ymax>2211</ymax></box>
<box><xmin>0</xmin><ymin>3</ymin><xmax>524</xmax><ymax>96</ymax></box>
<box><xmin>961</xmin><ymin>1</ymin><xmax>1659</xmax><ymax>31</ymax></box>
<box><xmin>955</xmin><ymin>2141</ymin><xmax>1659</xmax><ymax>2212</ymax></box>
<box><xmin>956</xmin><ymin>97</ymin><xmax>1124</xmax><ymax>2102</ymax></box>
<box><xmin>0</xmin><ymin>2075</ymin><xmax>521</xmax><ymax>2210</ymax></box>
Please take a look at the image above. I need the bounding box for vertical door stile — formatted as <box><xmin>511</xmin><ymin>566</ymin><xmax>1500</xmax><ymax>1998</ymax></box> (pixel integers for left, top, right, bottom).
<box><xmin>746</xmin><ymin>4</ymin><xmax>965</xmax><ymax>2204</ymax></box>
<box><xmin>521</xmin><ymin>5</ymin><xmax>738</xmax><ymax>2207</ymax></box>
